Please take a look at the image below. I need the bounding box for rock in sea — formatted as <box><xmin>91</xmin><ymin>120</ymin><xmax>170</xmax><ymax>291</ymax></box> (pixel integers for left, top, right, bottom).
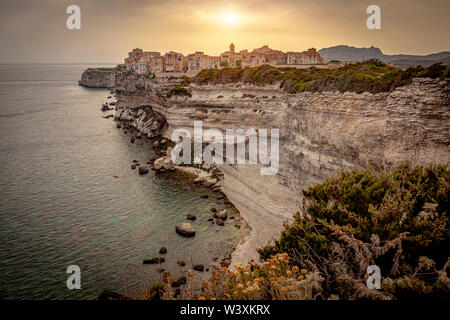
<box><xmin>159</xmin><ymin>247</ymin><xmax>167</xmax><ymax>254</ymax></box>
<box><xmin>214</xmin><ymin>209</ymin><xmax>227</xmax><ymax>221</ymax></box>
<box><xmin>175</xmin><ymin>223</ymin><xmax>195</xmax><ymax>237</ymax></box>
<box><xmin>138</xmin><ymin>166</ymin><xmax>149</xmax><ymax>175</ymax></box>
<box><xmin>186</xmin><ymin>214</ymin><xmax>196</xmax><ymax>221</ymax></box>
<box><xmin>143</xmin><ymin>257</ymin><xmax>165</xmax><ymax>264</ymax></box>
<box><xmin>193</xmin><ymin>264</ymin><xmax>204</xmax><ymax>272</ymax></box>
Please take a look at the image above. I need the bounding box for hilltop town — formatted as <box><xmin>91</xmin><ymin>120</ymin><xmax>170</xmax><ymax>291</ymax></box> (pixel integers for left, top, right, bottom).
<box><xmin>123</xmin><ymin>43</ymin><xmax>333</xmax><ymax>75</ymax></box>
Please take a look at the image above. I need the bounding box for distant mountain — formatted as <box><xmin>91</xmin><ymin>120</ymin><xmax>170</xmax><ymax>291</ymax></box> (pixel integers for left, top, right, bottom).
<box><xmin>318</xmin><ymin>45</ymin><xmax>450</xmax><ymax>67</ymax></box>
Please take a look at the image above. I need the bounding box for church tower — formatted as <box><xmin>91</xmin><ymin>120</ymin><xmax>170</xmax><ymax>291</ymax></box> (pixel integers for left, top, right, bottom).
<box><xmin>230</xmin><ymin>43</ymin><xmax>235</xmax><ymax>53</ymax></box>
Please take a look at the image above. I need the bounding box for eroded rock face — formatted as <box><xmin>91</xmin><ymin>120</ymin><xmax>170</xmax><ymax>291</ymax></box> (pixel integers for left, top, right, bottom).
<box><xmin>111</xmin><ymin>68</ymin><xmax>449</xmax><ymax>264</ymax></box>
<box><xmin>79</xmin><ymin>68</ymin><xmax>116</xmax><ymax>88</ymax></box>
<box><xmin>114</xmin><ymin>105</ymin><xmax>167</xmax><ymax>138</ymax></box>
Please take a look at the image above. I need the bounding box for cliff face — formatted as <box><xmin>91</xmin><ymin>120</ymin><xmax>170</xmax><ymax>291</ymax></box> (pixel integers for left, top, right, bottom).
<box><xmin>113</xmin><ymin>70</ymin><xmax>449</xmax><ymax>263</ymax></box>
<box><xmin>79</xmin><ymin>68</ymin><xmax>116</xmax><ymax>88</ymax></box>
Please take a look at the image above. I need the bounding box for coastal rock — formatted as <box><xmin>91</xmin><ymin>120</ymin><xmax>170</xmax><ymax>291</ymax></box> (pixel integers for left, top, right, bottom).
<box><xmin>162</xmin><ymin>157</ymin><xmax>173</xmax><ymax>170</ymax></box>
<box><xmin>159</xmin><ymin>247</ymin><xmax>167</xmax><ymax>254</ymax></box>
<box><xmin>193</xmin><ymin>177</ymin><xmax>204</xmax><ymax>184</ymax></box>
<box><xmin>79</xmin><ymin>68</ymin><xmax>115</xmax><ymax>88</ymax></box>
<box><xmin>171</xmin><ymin>276</ymin><xmax>186</xmax><ymax>288</ymax></box>
<box><xmin>138</xmin><ymin>166</ymin><xmax>149</xmax><ymax>174</ymax></box>
<box><xmin>186</xmin><ymin>214</ymin><xmax>196</xmax><ymax>221</ymax></box>
<box><xmin>98</xmin><ymin>290</ymin><xmax>131</xmax><ymax>301</ymax></box>
<box><xmin>193</xmin><ymin>264</ymin><xmax>204</xmax><ymax>272</ymax></box>
<box><xmin>215</xmin><ymin>218</ymin><xmax>225</xmax><ymax>226</ymax></box>
<box><xmin>175</xmin><ymin>223</ymin><xmax>195</xmax><ymax>237</ymax></box>
<box><xmin>203</xmin><ymin>178</ymin><xmax>218</xmax><ymax>187</ymax></box>
<box><xmin>143</xmin><ymin>257</ymin><xmax>165</xmax><ymax>264</ymax></box>
<box><xmin>214</xmin><ymin>209</ymin><xmax>228</xmax><ymax>220</ymax></box>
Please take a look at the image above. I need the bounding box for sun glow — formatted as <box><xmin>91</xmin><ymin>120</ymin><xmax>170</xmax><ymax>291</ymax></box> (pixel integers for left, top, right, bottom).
<box><xmin>224</xmin><ymin>12</ymin><xmax>239</xmax><ymax>26</ymax></box>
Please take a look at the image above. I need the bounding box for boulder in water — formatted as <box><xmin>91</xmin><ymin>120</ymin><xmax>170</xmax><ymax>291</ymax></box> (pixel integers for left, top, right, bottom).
<box><xmin>175</xmin><ymin>223</ymin><xmax>195</xmax><ymax>237</ymax></box>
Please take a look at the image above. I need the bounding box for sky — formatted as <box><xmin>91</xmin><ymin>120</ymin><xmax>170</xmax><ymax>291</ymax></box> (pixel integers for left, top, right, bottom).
<box><xmin>0</xmin><ymin>0</ymin><xmax>449</xmax><ymax>63</ymax></box>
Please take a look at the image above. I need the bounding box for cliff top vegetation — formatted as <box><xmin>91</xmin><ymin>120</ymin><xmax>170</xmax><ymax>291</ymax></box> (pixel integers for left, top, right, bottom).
<box><xmin>193</xmin><ymin>60</ymin><xmax>449</xmax><ymax>94</ymax></box>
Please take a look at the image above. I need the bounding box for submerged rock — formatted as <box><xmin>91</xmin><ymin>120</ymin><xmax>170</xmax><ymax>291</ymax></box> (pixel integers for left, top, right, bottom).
<box><xmin>159</xmin><ymin>247</ymin><xmax>167</xmax><ymax>254</ymax></box>
<box><xmin>215</xmin><ymin>218</ymin><xmax>225</xmax><ymax>226</ymax></box>
<box><xmin>138</xmin><ymin>166</ymin><xmax>149</xmax><ymax>174</ymax></box>
<box><xmin>143</xmin><ymin>257</ymin><xmax>165</xmax><ymax>264</ymax></box>
<box><xmin>193</xmin><ymin>264</ymin><xmax>204</xmax><ymax>272</ymax></box>
<box><xmin>98</xmin><ymin>290</ymin><xmax>131</xmax><ymax>300</ymax></box>
<box><xmin>175</xmin><ymin>223</ymin><xmax>195</xmax><ymax>237</ymax></box>
<box><xmin>186</xmin><ymin>214</ymin><xmax>196</xmax><ymax>221</ymax></box>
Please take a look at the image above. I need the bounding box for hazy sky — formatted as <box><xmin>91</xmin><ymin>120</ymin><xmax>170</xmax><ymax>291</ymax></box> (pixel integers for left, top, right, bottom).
<box><xmin>0</xmin><ymin>0</ymin><xmax>449</xmax><ymax>63</ymax></box>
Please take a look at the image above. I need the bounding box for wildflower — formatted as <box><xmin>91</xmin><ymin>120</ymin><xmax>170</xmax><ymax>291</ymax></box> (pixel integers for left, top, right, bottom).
<box><xmin>292</xmin><ymin>266</ymin><xmax>299</xmax><ymax>273</ymax></box>
<box><xmin>297</xmin><ymin>274</ymin><xmax>304</xmax><ymax>280</ymax></box>
<box><xmin>301</xmin><ymin>268</ymin><xmax>308</xmax><ymax>275</ymax></box>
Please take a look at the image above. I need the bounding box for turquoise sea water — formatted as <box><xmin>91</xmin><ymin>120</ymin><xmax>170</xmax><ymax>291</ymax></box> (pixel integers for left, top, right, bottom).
<box><xmin>0</xmin><ymin>64</ymin><xmax>240</xmax><ymax>299</ymax></box>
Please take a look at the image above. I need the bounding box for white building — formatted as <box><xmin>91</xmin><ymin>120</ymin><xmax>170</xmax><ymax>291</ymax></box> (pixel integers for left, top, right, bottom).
<box><xmin>137</xmin><ymin>59</ymin><xmax>147</xmax><ymax>75</ymax></box>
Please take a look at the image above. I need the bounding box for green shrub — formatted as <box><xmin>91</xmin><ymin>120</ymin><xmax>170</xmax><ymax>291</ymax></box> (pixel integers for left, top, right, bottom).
<box><xmin>259</xmin><ymin>163</ymin><xmax>449</xmax><ymax>300</ymax></box>
<box><xmin>193</xmin><ymin>60</ymin><xmax>449</xmax><ymax>94</ymax></box>
<box><xmin>167</xmin><ymin>85</ymin><xmax>192</xmax><ymax>98</ymax></box>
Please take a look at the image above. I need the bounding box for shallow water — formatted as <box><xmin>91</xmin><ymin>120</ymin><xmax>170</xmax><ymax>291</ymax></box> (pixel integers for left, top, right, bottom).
<box><xmin>0</xmin><ymin>64</ymin><xmax>240</xmax><ymax>299</ymax></box>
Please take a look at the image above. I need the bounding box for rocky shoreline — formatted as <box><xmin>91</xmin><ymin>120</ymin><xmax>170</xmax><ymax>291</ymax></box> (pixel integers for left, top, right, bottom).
<box><xmin>101</xmin><ymin>96</ymin><xmax>251</xmax><ymax>285</ymax></box>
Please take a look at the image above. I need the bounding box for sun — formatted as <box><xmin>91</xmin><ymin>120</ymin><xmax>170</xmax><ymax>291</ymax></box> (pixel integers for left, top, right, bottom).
<box><xmin>224</xmin><ymin>12</ymin><xmax>238</xmax><ymax>26</ymax></box>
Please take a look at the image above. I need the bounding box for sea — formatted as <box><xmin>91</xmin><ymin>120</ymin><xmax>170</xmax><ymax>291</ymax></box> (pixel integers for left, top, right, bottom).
<box><xmin>0</xmin><ymin>64</ymin><xmax>240</xmax><ymax>299</ymax></box>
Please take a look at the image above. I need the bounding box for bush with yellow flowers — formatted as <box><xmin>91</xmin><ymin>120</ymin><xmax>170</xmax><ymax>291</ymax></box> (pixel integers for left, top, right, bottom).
<box><xmin>153</xmin><ymin>253</ymin><xmax>323</xmax><ymax>300</ymax></box>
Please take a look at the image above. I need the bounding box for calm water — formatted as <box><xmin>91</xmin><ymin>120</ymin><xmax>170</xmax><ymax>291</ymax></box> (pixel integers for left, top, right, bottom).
<box><xmin>0</xmin><ymin>64</ymin><xmax>240</xmax><ymax>299</ymax></box>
